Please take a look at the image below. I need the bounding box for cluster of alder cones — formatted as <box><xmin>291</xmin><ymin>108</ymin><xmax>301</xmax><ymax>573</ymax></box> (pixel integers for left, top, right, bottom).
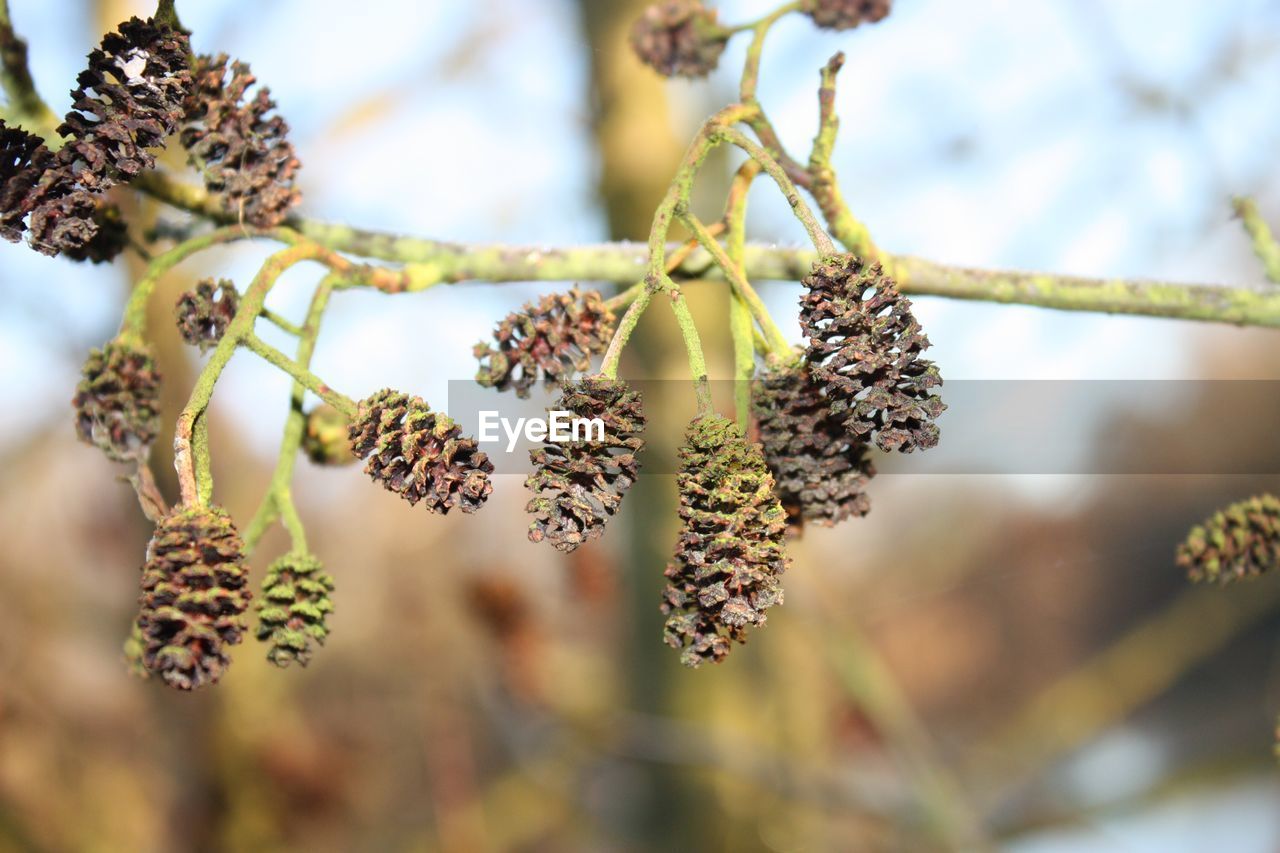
<box><xmin>29</xmin><ymin>0</ymin><xmax>1280</xmax><ymax>711</ymax></box>
<box><xmin>47</xmin><ymin>3</ymin><xmax>951</xmax><ymax>689</ymax></box>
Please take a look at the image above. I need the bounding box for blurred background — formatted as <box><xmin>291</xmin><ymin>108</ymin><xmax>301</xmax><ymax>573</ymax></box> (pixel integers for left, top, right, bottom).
<box><xmin>3</xmin><ymin>0</ymin><xmax>1280</xmax><ymax>850</ymax></box>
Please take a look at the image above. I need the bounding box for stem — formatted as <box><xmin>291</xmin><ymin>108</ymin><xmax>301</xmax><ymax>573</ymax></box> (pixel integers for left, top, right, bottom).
<box><xmin>682</xmin><ymin>212</ymin><xmax>792</xmax><ymax>357</ymax></box>
<box><xmin>713</xmin><ymin>125</ymin><xmax>836</xmax><ymax>256</ymax></box>
<box><xmin>120</xmin><ymin>225</ymin><xmax>301</xmax><ymax>340</ymax></box>
<box><xmin>600</xmin><ymin>289</ymin><xmax>652</xmax><ymax>379</ymax></box>
<box><xmin>1233</xmin><ymin>196</ymin><xmax>1280</xmax><ymax>284</ymax></box>
<box><xmin>261</xmin><ymin>307</ymin><xmax>303</xmax><ymax>336</ymax></box>
<box><xmin>600</xmin><ymin>229</ymin><xmax>727</xmax><ymax>366</ymax></box>
<box><xmin>173</xmin><ymin>243</ymin><xmax>339</xmax><ymax>506</ymax></box>
<box><xmin>724</xmin><ymin>160</ymin><xmax>762</xmax><ymax>430</ymax></box>
<box><xmin>0</xmin><ymin>1</ymin><xmax>59</xmax><ymax>135</ymax></box>
<box><xmin>130</xmin><ymin>174</ymin><xmax>1280</xmax><ymax>329</ymax></box>
<box><xmin>808</xmin><ymin>53</ymin><xmax>881</xmax><ymax>261</ymax></box>
<box><xmin>667</xmin><ymin>285</ymin><xmax>713</xmax><ymax>414</ymax></box>
<box><xmin>739</xmin><ymin>2</ymin><xmax>802</xmax><ymax>103</ymax></box>
<box><xmin>242</xmin><ymin>334</ymin><xmax>356</xmax><ymax>417</ymax></box>
<box><xmin>244</xmin><ymin>277</ymin><xmax>337</xmax><ymax>552</ymax></box>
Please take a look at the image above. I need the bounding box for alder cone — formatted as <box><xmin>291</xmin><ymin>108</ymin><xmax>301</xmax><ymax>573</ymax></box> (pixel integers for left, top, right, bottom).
<box><xmin>256</xmin><ymin>553</ymin><xmax>335</xmax><ymax>667</ymax></box>
<box><xmin>630</xmin><ymin>0</ymin><xmax>729</xmax><ymax>79</ymax></box>
<box><xmin>1177</xmin><ymin>494</ymin><xmax>1280</xmax><ymax>584</ymax></box>
<box><xmin>661</xmin><ymin>415</ymin><xmax>790</xmax><ymax>667</ymax></box>
<box><xmin>753</xmin><ymin>357</ymin><xmax>875</xmax><ymax>533</ymax></box>
<box><xmin>525</xmin><ymin>377</ymin><xmax>646</xmax><ymax>552</ymax></box>
<box><xmin>0</xmin><ymin>122</ymin><xmax>54</xmax><ymax>243</ymax></box>
<box><xmin>474</xmin><ymin>287</ymin><xmax>615</xmax><ymax>398</ymax></box>
<box><xmin>805</xmin><ymin>0</ymin><xmax>892</xmax><ymax>31</ymax></box>
<box><xmin>57</xmin><ymin>17</ymin><xmax>191</xmax><ymax>191</ymax></box>
<box><xmin>800</xmin><ymin>254</ymin><xmax>944</xmax><ymax>453</ymax></box>
<box><xmin>136</xmin><ymin>505</ymin><xmax>250</xmax><ymax>690</ymax></box>
<box><xmin>181</xmin><ymin>54</ymin><xmax>301</xmax><ymax>227</ymax></box>
<box><xmin>175</xmin><ymin>278</ymin><xmax>239</xmax><ymax>351</ymax></box>
<box><xmin>349</xmin><ymin>389</ymin><xmax>494</xmax><ymax>514</ymax></box>
<box><xmin>72</xmin><ymin>340</ymin><xmax>162</xmax><ymax>463</ymax></box>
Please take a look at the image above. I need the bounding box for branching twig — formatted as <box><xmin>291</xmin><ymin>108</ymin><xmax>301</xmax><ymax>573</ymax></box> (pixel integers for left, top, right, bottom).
<box><xmin>1233</xmin><ymin>196</ymin><xmax>1280</xmax><ymax>284</ymax></box>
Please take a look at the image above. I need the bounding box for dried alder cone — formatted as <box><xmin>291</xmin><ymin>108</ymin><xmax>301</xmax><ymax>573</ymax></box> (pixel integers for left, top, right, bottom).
<box><xmin>0</xmin><ymin>122</ymin><xmax>54</xmax><ymax>243</ymax></box>
<box><xmin>175</xmin><ymin>278</ymin><xmax>239</xmax><ymax>351</ymax></box>
<box><xmin>257</xmin><ymin>553</ymin><xmax>335</xmax><ymax>667</ymax></box>
<box><xmin>804</xmin><ymin>0</ymin><xmax>892</xmax><ymax>31</ymax></box>
<box><xmin>0</xmin><ymin>17</ymin><xmax>190</xmax><ymax>259</ymax></box>
<box><xmin>630</xmin><ymin>0</ymin><xmax>729</xmax><ymax>79</ymax></box>
<box><xmin>181</xmin><ymin>54</ymin><xmax>301</xmax><ymax>227</ymax></box>
<box><xmin>754</xmin><ymin>356</ymin><xmax>875</xmax><ymax>533</ymax></box>
<box><xmin>303</xmin><ymin>404</ymin><xmax>356</xmax><ymax>466</ymax></box>
<box><xmin>349</xmin><ymin>389</ymin><xmax>494</xmax><ymax>514</ymax></box>
<box><xmin>801</xmin><ymin>254</ymin><xmax>944</xmax><ymax>453</ymax></box>
<box><xmin>1177</xmin><ymin>494</ymin><xmax>1280</xmax><ymax>584</ymax></box>
<box><xmin>136</xmin><ymin>505</ymin><xmax>251</xmax><ymax>690</ymax></box>
<box><xmin>59</xmin><ymin>17</ymin><xmax>190</xmax><ymax>190</ymax></box>
<box><xmin>662</xmin><ymin>415</ymin><xmax>790</xmax><ymax>667</ymax></box>
<box><xmin>474</xmin><ymin>287</ymin><xmax>616</xmax><ymax>398</ymax></box>
<box><xmin>72</xmin><ymin>339</ymin><xmax>162</xmax><ymax>463</ymax></box>
<box><xmin>526</xmin><ymin>377</ymin><xmax>646</xmax><ymax>552</ymax></box>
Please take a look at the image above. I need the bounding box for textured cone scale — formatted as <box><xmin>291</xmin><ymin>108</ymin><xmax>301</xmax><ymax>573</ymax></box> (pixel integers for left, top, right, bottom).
<box><xmin>136</xmin><ymin>505</ymin><xmax>250</xmax><ymax>690</ymax></box>
<box><xmin>474</xmin><ymin>287</ymin><xmax>615</xmax><ymax>398</ymax></box>
<box><xmin>1177</xmin><ymin>494</ymin><xmax>1280</xmax><ymax>584</ymax></box>
<box><xmin>804</xmin><ymin>0</ymin><xmax>892</xmax><ymax>30</ymax></box>
<box><xmin>175</xmin><ymin>278</ymin><xmax>239</xmax><ymax>351</ymax></box>
<box><xmin>754</xmin><ymin>357</ymin><xmax>875</xmax><ymax>533</ymax></box>
<box><xmin>181</xmin><ymin>54</ymin><xmax>301</xmax><ymax>227</ymax></box>
<box><xmin>303</xmin><ymin>404</ymin><xmax>357</xmax><ymax>466</ymax></box>
<box><xmin>661</xmin><ymin>415</ymin><xmax>791</xmax><ymax>667</ymax></box>
<box><xmin>72</xmin><ymin>340</ymin><xmax>162</xmax><ymax>463</ymax></box>
<box><xmin>256</xmin><ymin>553</ymin><xmax>335</xmax><ymax>667</ymax></box>
<box><xmin>526</xmin><ymin>377</ymin><xmax>646</xmax><ymax>552</ymax></box>
<box><xmin>630</xmin><ymin>0</ymin><xmax>728</xmax><ymax>79</ymax></box>
<box><xmin>800</xmin><ymin>254</ymin><xmax>944</xmax><ymax>453</ymax></box>
<box><xmin>349</xmin><ymin>389</ymin><xmax>494</xmax><ymax>514</ymax></box>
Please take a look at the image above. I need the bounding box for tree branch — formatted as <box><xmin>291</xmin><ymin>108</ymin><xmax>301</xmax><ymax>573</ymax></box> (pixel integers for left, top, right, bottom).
<box><xmin>131</xmin><ymin>171</ymin><xmax>1280</xmax><ymax>329</ymax></box>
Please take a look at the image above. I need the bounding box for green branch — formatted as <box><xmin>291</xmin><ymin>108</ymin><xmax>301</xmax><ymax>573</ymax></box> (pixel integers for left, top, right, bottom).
<box><xmin>0</xmin><ymin>1</ymin><xmax>58</xmax><ymax>135</ymax></box>
<box><xmin>241</xmin><ymin>334</ymin><xmax>355</xmax><ymax>417</ymax></box>
<box><xmin>244</xmin><ymin>277</ymin><xmax>337</xmax><ymax>554</ymax></box>
<box><xmin>1233</xmin><ymin>196</ymin><xmax>1280</xmax><ymax>285</ymax></box>
<box><xmin>126</xmin><ymin>174</ymin><xmax>1280</xmax><ymax>330</ymax></box>
<box><xmin>724</xmin><ymin>160</ymin><xmax>761</xmax><ymax>430</ymax></box>
<box><xmin>173</xmin><ymin>243</ymin><xmax>345</xmax><ymax>506</ymax></box>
